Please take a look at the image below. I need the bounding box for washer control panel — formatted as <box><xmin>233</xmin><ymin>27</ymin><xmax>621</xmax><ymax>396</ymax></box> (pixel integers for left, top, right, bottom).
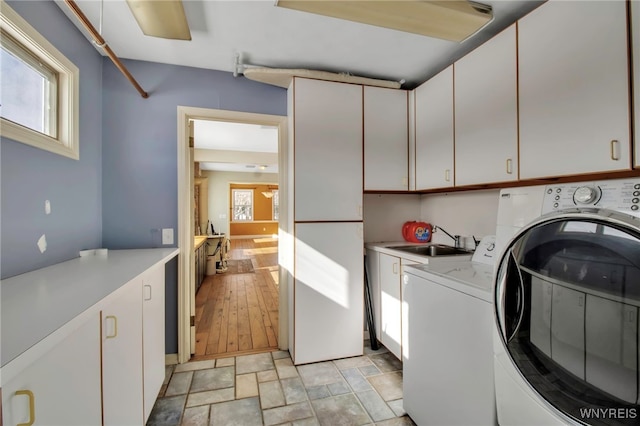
<box><xmin>541</xmin><ymin>178</ymin><xmax>640</xmax><ymax>216</ymax></box>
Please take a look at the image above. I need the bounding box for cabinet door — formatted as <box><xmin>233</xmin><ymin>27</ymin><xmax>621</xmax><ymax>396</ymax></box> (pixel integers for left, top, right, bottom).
<box><xmin>633</xmin><ymin>0</ymin><xmax>640</xmax><ymax>168</ymax></box>
<box><xmin>142</xmin><ymin>264</ymin><xmax>166</xmax><ymax>422</ymax></box>
<box><xmin>294</xmin><ymin>222</ymin><xmax>364</xmax><ymax>364</ymax></box>
<box><xmin>102</xmin><ymin>280</ymin><xmax>144</xmax><ymax>426</ymax></box>
<box><xmin>455</xmin><ymin>25</ymin><xmax>518</xmax><ymax>186</ymax></box>
<box><xmin>2</xmin><ymin>316</ymin><xmax>101</xmax><ymax>426</ymax></box>
<box><xmin>400</xmin><ymin>259</ymin><xmax>419</xmax><ymax>362</ymax></box>
<box><xmin>379</xmin><ymin>253</ymin><xmax>402</xmax><ymax>359</ymax></box>
<box><xmin>415</xmin><ymin>66</ymin><xmax>454</xmax><ymax>189</ymax></box>
<box><xmin>364</xmin><ymin>87</ymin><xmax>408</xmax><ymax>191</ymax></box>
<box><xmin>293</xmin><ymin>78</ymin><xmax>363</xmax><ymax>221</ymax></box>
<box><xmin>518</xmin><ymin>0</ymin><xmax>630</xmax><ymax>178</ymax></box>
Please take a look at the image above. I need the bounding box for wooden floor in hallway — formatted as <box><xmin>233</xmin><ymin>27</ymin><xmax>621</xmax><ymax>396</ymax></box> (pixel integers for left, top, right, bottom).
<box><xmin>193</xmin><ymin>236</ymin><xmax>279</xmax><ymax>360</ymax></box>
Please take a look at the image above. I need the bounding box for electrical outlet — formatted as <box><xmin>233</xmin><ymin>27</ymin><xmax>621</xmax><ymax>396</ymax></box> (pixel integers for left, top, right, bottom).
<box><xmin>162</xmin><ymin>228</ymin><xmax>174</xmax><ymax>245</ymax></box>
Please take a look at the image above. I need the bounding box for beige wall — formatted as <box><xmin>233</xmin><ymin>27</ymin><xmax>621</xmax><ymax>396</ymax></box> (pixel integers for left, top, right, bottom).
<box><xmin>205</xmin><ymin>170</ymin><xmax>278</xmax><ymax>235</ymax></box>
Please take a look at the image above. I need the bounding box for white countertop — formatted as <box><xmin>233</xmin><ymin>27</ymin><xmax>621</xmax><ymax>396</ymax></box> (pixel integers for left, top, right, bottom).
<box><xmin>1</xmin><ymin>248</ymin><xmax>179</xmax><ymax>367</ymax></box>
<box><xmin>403</xmin><ymin>259</ymin><xmax>495</xmax><ymax>303</ymax></box>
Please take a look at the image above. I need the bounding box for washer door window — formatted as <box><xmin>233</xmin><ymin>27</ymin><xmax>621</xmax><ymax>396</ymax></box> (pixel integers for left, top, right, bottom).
<box><xmin>496</xmin><ymin>212</ymin><xmax>640</xmax><ymax>425</ymax></box>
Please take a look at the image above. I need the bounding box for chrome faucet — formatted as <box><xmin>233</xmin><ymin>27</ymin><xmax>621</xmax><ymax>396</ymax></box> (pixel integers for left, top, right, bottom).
<box><xmin>434</xmin><ymin>225</ymin><xmax>461</xmax><ymax>248</ymax></box>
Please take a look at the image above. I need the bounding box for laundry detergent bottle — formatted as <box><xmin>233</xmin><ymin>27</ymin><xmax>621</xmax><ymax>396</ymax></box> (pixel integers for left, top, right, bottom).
<box><xmin>402</xmin><ymin>221</ymin><xmax>433</xmax><ymax>243</ymax></box>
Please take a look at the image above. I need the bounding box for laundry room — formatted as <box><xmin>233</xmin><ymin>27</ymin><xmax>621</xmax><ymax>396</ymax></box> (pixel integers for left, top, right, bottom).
<box><xmin>2</xmin><ymin>0</ymin><xmax>640</xmax><ymax>425</ymax></box>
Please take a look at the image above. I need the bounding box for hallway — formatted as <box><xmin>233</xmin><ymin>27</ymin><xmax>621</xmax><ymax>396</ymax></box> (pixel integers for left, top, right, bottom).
<box><xmin>194</xmin><ymin>236</ymin><xmax>279</xmax><ymax>359</ymax></box>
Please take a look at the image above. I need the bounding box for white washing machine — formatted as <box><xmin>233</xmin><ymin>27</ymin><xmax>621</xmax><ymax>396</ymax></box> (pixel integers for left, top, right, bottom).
<box><xmin>493</xmin><ymin>178</ymin><xmax>640</xmax><ymax>426</ymax></box>
<box><xmin>403</xmin><ymin>237</ymin><xmax>498</xmax><ymax>425</ymax></box>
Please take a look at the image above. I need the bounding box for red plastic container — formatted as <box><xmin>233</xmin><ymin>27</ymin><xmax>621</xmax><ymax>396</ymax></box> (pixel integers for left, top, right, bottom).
<box><xmin>402</xmin><ymin>221</ymin><xmax>433</xmax><ymax>243</ymax></box>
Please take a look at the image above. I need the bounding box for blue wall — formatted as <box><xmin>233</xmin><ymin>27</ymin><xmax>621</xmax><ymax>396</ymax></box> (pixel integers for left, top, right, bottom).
<box><xmin>101</xmin><ymin>60</ymin><xmax>286</xmax><ymax>352</ymax></box>
<box><xmin>1</xmin><ymin>0</ymin><xmax>103</xmax><ymax>279</ymax></box>
<box><xmin>0</xmin><ymin>0</ymin><xmax>287</xmax><ymax>354</ymax></box>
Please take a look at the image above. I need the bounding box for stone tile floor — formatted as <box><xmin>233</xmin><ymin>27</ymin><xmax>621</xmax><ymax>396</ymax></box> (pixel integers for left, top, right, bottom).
<box><xmin>147</xmin><ymin>342</ymin><xmax>416</xmax><ymax>426</ymax></box>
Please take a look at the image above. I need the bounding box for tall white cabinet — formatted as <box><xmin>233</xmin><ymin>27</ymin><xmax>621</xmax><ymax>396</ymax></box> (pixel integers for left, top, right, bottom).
<box><xmin>364</xmin><ymin>87</ymin><xmax>408</xmax><ymax>191</ymax></box>
<box><xmin>415</xmin><ymin>65</ymin><xmax>454</xmax><ymax>190</ymax></box>
<box><xmin>454</xmin><ymin>25</ymin><xmax>518</xmax><ymax>185</ymax></box>
<box><xmin>289</xmin><ymin>77</ymin><xmax>364</xmax><ymax>365</ymax></box>
<box><xmin>518</xmin><ymin>0</ymin><xmax>630</xmax><ymax>178</ymax></box>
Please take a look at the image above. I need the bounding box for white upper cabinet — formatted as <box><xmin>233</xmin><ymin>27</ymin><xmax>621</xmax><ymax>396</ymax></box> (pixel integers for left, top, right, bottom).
<box><xmin>518</xmin><ymin>0</ymin><xmax>630</xmax><ymax>179</ymax></box>
<box><xmin>364</xmin><ymin>87</ymin><xmax>408</xmax><ymax>191</ymax></box>
<box><xmin>415</xmin><ymin>65</ymin><xmax>454</xmax><ymax>190</ymax></box>
<box><xmin>632</xmin><ymin>0</ymin><xmax>640</xmax><ymax>168</ymax></box>
<box><xmin>454</xmin><ymin>25</ymin><xmax>518</xmax><ymax>186</ymax></box>
<box><xmin>292</xmin><ymin>78</ymin><xmax>363</xmax><ymax>221</ymax></box>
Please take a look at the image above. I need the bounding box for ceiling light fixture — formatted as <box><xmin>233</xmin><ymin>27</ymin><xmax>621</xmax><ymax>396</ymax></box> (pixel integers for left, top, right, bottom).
<box><xmin>275</xmin><ymin>0</ymin><xmax>493</xmax><ymax>43</ymax></box>
<box><xmin>126</xmin><ymin>0</ymin><xmax>191</xmax><ymax>40</ymax></box>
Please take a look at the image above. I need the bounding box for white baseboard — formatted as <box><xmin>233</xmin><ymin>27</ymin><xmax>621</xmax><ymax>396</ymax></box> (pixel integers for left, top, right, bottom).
<box><xmin>165</xmin><ymin>353</ymin><xmax>179</xmax><ymax>365</ymax></box>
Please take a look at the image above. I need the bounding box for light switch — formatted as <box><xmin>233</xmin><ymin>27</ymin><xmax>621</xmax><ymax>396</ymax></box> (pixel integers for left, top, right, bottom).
<box><xmin>162</xmin><ymin>228</ymin><xmax>174</xmax><ymax>245</ymax></box>
<box><xmin>45</xmin><ymin>200</ymin><xmax>51</xmax><ymax>215</ymax></box>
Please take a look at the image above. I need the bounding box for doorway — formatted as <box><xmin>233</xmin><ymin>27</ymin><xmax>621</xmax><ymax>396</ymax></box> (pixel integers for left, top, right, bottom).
<box><xmin>177</xmin><ymin>106</ymin><xmax>288</xmax><ymax>364</ymax></box>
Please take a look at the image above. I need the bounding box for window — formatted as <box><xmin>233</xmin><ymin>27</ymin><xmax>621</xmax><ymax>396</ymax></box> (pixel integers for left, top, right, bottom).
<box><xmin>272</xmin><ymin>189</ymin><xmax>279</xmax><ymax>220</ymax></box>
<box><xmin>0</xmin><ymin>3</ymin><xmax>79</xmax><ymax>159</ymax></box>
<box><xmin>232</xmin><ymin>189</ymin><xmax>253</xmax><ymax>221</ymax></box>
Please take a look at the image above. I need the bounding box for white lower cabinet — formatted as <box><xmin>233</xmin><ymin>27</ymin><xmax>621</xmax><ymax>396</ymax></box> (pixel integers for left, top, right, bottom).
<box><xmin>143</xmin><ymin>264</ymin><xmax>166</xmax><ymax>422</ymax></box>
<box><xmin>102</xmin><ymin>280</ymin><xmax>144</xmax><ymax>426</ymax></box>
<box><xmin>371</xmin><ymin>251</ymin><xmax>419</xmax><ymax>361</ymax></box>
<box><xmin>2</xmin><ymin>264</ymin><xmax>168</xmax><ymax>426</ymax></box>
<box><xmin>379</xmin><ymin>253</ymin><xmax>402</xmax><ymax>359</ymax></box>
<box><xmin>2</xmin><ymin>316</ymin><xmax>102</xmax><ymax>426</ymax></box>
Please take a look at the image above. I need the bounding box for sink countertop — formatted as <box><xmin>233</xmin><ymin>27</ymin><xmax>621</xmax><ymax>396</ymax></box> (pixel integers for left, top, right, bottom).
<box><xmin>365</xmin><ymin>241</ymin><xmax>473</xmax><ymax>264</ymax></box>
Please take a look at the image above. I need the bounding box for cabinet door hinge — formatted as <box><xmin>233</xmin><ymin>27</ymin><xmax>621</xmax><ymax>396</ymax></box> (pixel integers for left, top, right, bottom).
<box><xmin>190</xmin><ymin>315</ymin><xmax>195</xmax><ymax>327</ymax></box>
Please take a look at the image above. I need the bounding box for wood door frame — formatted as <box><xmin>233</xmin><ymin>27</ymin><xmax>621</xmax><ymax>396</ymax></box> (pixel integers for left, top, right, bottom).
<box><xmin>177</xmin><ymin>106</ymin><xmax>289</xmax><ymax>363</ymax></box>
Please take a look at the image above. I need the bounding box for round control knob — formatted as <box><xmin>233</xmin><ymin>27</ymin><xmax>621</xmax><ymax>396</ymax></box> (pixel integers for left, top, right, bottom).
<box><xmin>573</xmin><ymin>186</ymin><xmax>599</xmax><ymax>205</ymax></box>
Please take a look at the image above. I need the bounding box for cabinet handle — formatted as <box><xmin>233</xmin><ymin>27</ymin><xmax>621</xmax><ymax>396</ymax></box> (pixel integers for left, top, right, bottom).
<box><xmin>105</xmin><ymin>315</ymin><xmax>118</xmax><ymax>339</ymax></box>
<box><xmin>144</xmin><ymin>284</ymin><xmax>152</xmax><ymax>301</ymax></box>
<box><xmin>445</xmin><ymin>169</ymin><xmax>450</xmax><ymax>182</ymax></box>
<box><xmin>393</xmin><ymin>263</ymin><xmax>398</xmax><ymax>274</ymax></box>
<box><xmin>610</xmin><ymin>140</ymin><xmax>620</xmax><ymax>161</ymax></box>
<box><xmin>506</xmin><ymin>159</ymin><xmax>513</xmax><ymax>174</ymax></box>
<box><xmin>15</xmin><ymin>390</ymin><xmax>35</xmax><ymax>426</ymax></box>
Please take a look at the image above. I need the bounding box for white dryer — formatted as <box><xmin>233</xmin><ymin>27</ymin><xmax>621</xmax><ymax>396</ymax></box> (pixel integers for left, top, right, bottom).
<box><xmin>493</xmin><ymin>178</ymin><xmax>640</xmax><ymax>426</ymax></box>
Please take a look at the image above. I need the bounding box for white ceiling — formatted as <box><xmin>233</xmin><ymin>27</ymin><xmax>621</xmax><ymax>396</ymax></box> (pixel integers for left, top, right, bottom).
<box><xmin>193</xmin><ymin>120</ymin><xmax>279</xmax><ymax>173</ymax></box>
<box><xmin>55</xmin><ymin>0</ymin><xmax>543</xmax><ymax>173</ymax></box>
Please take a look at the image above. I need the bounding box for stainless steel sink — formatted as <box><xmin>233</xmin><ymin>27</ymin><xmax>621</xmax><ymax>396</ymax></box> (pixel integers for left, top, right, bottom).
<box><xmin>390</xmin><ymin>244</ymin><xmax>473</xmax><ymax>257</ymax></box>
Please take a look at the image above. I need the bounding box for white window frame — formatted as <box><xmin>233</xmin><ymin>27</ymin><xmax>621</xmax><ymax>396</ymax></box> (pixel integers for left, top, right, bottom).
<box><xmin>232</xmin><ymin>189</ymin><xmax>253</xmax><ymax>222</ymax></box>
<box><xmin>1</xmin><ymin>1</ymin><xmax>80</xmax><ymax>160</ymax></box>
